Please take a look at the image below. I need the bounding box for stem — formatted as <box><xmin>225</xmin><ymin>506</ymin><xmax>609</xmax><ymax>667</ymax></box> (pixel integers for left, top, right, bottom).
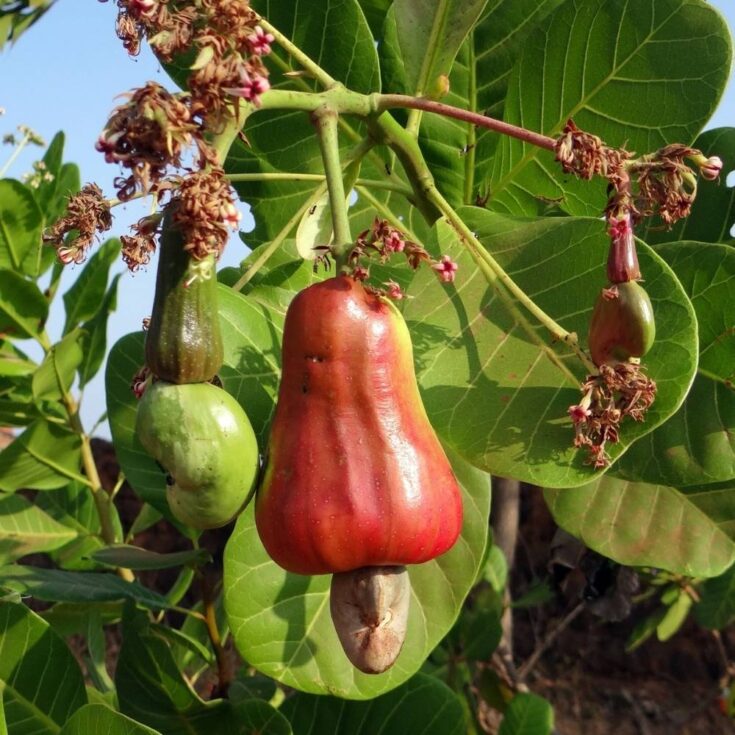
<box><xmin>202</xmin><ymin>575</ymin><xmax>232</xmax><ymax>696</ymax></box>
<box><xmin>232</xmin><ymin>185</ymin><xmax>325</xmax><ymax>292</ymax></box>
<box><xmin>230</xmin><ymin>137</ymin><xmax>374</xmax><ymax>292</ymax></box>
<box><xmin>312</xmin><ymin>106</ymin><xmax>353</xmax><ymax>269</ymax></box>
<box><xmin>226</xmin><ymin>171</ymin><xmax>412</xmax><ymax>196</ymax></box>
<box><xmin>427</xmin><ymin>187</ymin><xmax>597</xmax><ymax>373</ymax></box>
<box><xmin>377</xmin><ymin>94</ymin><xmax>557</xmax><ymax>152</ymax></box>
<box><xmin>0</xmin><ymin>130</ymin><xmax>31</xmax><ymax>178</ymax></box>
<box><xmin>259</xmin><ymin>18</ymin><xmax>337</xmax><ymax>89</ymax></box>
<box><xmin>464</xmin><ymin>40</ymin><xmax>478</xmax><ymax>204</ymax></box>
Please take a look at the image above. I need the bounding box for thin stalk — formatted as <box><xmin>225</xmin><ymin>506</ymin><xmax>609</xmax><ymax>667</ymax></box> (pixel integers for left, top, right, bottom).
<box><xmin>202</xmin><ymin>575</ymin><xmax>232</xmax><ymax>695</ymax></box>
<box><xmin>259</xmin><ymin>18</ymin><xmax>337</xmax><ymax>89</ymax></box>
<box><xmin>427</xmin><ymin>187</ymin><xmax>597</xmax><ymax>373</ymax></box>
<box><xmin>464</xmin><ymin>39</ymin><xmax>478</xmax><ymax>204</ymax></box>
<box><xmin>226</xmin><ymin>171</ymin><xmax>412</xmax><ymax>196</ymax></box>
<box><xmin>232</xmin><ymin>184</ymin><xmax>325</xmax><ymax>292</ymax></box>
<box><xmin>0</xmin><ymin>130</ymin><xmax>31</xmax><ymax>178</ymax></box>
<box><xmin>165</xmin><ymin>566</ymin><xmax>196</xmax><ymax>608</ymax></box>
<box><xmin>231</xmin><ymin>137</ymin><xmax>374</xmax><ymax>291</ymax></box>
<box><xmin>313</xmin><ymin>106</ymin><xmax>353</xmax><ymax>269</ymax></box>
<box><xmin>376</xmin><ymin>94</ymin><xmax>557</xmax><ymax>152</ymax></box>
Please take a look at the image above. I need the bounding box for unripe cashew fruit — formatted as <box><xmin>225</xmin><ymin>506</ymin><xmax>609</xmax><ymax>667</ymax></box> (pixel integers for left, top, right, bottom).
<box><xmin>136</xmin><ymin>381</ymin><xmax>258</xmax><ymax>529</ymax></box>
<box><xmin>588</xmin><ymin>281</ymin><xmax>656</xmax><ymax>366</ymax></box>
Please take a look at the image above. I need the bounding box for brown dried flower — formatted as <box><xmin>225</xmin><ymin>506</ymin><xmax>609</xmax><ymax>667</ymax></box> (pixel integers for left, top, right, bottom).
<box><xmin>569</xmin><ymin>361</ymin><xmax>657</xmax><ymax>468</ymax></box>
<box><xmin>43</xmin><ymin>183</ymin><xmax>113</xmax><ymax>264</ymax></box>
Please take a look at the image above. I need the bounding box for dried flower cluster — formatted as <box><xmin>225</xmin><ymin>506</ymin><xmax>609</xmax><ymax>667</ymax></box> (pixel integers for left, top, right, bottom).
<box><xmin>555</xmin><ymin>120</ymin><xmax>723</xmax><ymax>231</ymax></box>
<box><xmin>105</xmin><ymin>0</ymin><xmax>272</xmax><ymax>123</ymax></box>
<box><xmin>335</xmin><ymin>218</ymin><xmax>459</xmax><ymax>299</ymax></box>
<box><xmin>569</xmin><ymin>362</ymin><xmax>657</xmax><ymax>468</ymax></box>
<box><xmin>43</xmin><ymin>184</ymin><xmax>113</xmax><ymax>264</ymax></box>
<box><xmin>96</xmin><ymin>82</ymin><xmax>216</xmax><ymax>201</ymax></box>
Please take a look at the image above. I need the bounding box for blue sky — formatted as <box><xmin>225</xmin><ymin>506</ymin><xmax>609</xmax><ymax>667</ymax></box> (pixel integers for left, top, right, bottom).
<box><xmin>1</xmin><ymin>1</ymin><xmax>734</xmax><ymax>436</ymax></box>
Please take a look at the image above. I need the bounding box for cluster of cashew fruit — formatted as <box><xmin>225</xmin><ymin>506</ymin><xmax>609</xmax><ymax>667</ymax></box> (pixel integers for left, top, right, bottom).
<box><xmin>137</xmin><ymin>229</ymin><xmax>464</xmax><ymax>673</ymax></box>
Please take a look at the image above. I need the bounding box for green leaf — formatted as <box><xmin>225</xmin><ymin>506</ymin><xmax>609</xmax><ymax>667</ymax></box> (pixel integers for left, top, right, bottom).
<box><xmin>116</xmin><ymin>606</ymin><xmax>280</xmax><ymax>735</ymax></box>
<box><xmin>106</xmin><ymin>286</ymin><xmax>283</xmax><ymax>517</ymax></box>
<box><xmin>656</xmin><ymin>590</ymin><xmax>692</xmax><ymax>642</ymax></box>
<box><xmin>0</xmin><ymin>269</ymin><xmax>48</xmax><ymax>339</ymax></box>
<box><xmin>0</xmin><ymin>565</ymin><xmax>169</xmax><ymax>609</ymax></box>
<box><xmin>404</xmin><ymin>211</ymin><xmax>697</xmax><ymax>487</ymax></box>
<box><xmin>44</xmin><ymin>162</ymin><xmax>82</xmax><ymax>231</ymax></box>
<box><xmin>356</xmin><ymin>0</ymin><xmax>392</xmax><ymax>37</ymax></box>
<box><xmin>40</xmin><ymin>601</ymin><xmax>124</xmax><ymax>639</ymax></box>
<box><xmin>696</xmin><ymin>563</ymin><xmax>735</xmax><ymax>629</ymax></box>
<box><xmin>417</xmin><ymin>0</ymin><xmax>566</xmax><ymax>206</ymax></box>
<box><xmin>0</xmin><ymin>340</ymin><xmax>36</xmax><ymax>377</ymax></box>
<box><xmin>0</xmin><ymin>601</ymin><xmax>87</xmax><ymax>732</ymax></box>
<box><xmin>616</xmin><ymin>242</ymin><xmax>735</xmax><ymax>486</ymax></box>
<box><xmin>281</xmin><ymin>673</ymin><xmax>466</xmax><ymax>734</ymax></box>
<box><xmin>544</xmin><ymin>476</ymin><xmax>735</xmax><ymax>577</ymax></box>
<box><xmin>91</xmin><ymin>545</ymin><xmax>211</xmax><ymax>571</ymax></box>
<box><xmin>487</xmin><ymin>0</ymin><xmax>732</xmax><ymax>216</ymax></box>
<box><xmin>0</xmin><ymin>419</ymin><xmax>84</xmax><ymax>492</ymax></box>
<box><xmin>224</xmin><ymin>446</ymin><xmax>490</xmax><ymax>699</ymax></box>
<box><xmin>34</xmin><ymin>131</ymin><xmax>65</xmax><ymax>215</ymax></box>
<box><xmin>498</xmin><ymin>692</ymin><xmax>554</xmax><ymax>735</ymax></box>
<box><xmin>85</xmin><ymin>610</ymin><xmax>115</xmax><ymax>693</ymax></box>
<box><xmin>644</xmin><ymin>128</ymin><xmax>735</xmax><ymax>246</ymax></box>
<box><xmin>0</xmin><ymin>179</ymin><xmax>44</xmax><ymax>275</ymax></box>
<box><xmin>0</xmin><ymin>493</ymin><xmax>77</xmax><ymax>563</ymax></box>
<box><xmin>392</xmin><ymin>0</ymin><xmax>487</xmax><ymax>98</ymax></box>
<box><xmin>78</xmin><ymin>273</ymin><xmax>120</xmax><ymax>387</ymax></box>
<box><xmin>60</xmin><ymin>704</ymin><xmax>162</xmax><ymax>735</ymax></box>
<box><xmin>483</xmin><ymin>544</ymin><xmax>508</xmax><ymax>593</ymax></box>
<box><xmin>232</xmin><ymin>701</ymin><xmax>292</xmax><ymax>735</ymax></box>
<box><xmin>62</xmin><ymin>238</ymin><xmax>121</xmax><ymax>333</ymax></box>
<box><xmin>32</xmin><ymin>328</ymin><xmax>85</xmax><ymax>402</ymax></box>
<box><xmin>626</xmin><ymin>607</ymin><xmax>667</xmax><ymax>652</ymax></box>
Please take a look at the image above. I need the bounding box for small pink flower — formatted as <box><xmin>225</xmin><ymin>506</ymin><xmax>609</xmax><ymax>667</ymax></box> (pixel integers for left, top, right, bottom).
<box><xmin>607</xmin><ymin>216</ymin><xmax>631</xmax><ymax>242</ymax></box>
<box><xmin>385</xmin><ymin>280</ymin><xmax>403</xmax><ymax>300</ymax></box>
<box><xmin>225</xmin><ymin>72</ymin><xmax>271</xmax><ymax>107</ymax></box>
<box><xmin>432</xmin><ymin>255</ymin><xmax>459</xmax><ymax>283</ymax></box>
<box><xmin>221</xmin><ymin>202</ymin><xmax>241</xmax><ymax>228</ymax></box>
<box><xmin>700</xmin><ymin>155</ymin><xmax>723</xmax><ymax>181</ymax></box>
<box><xmin>352</xmin><ymin>265</ymin><xmax>369</xmax><ymax>281</ymax></box>
<box><xmin>384</xmin><ymin>230</ymin><xmax>405</xmax><ymax>253</ymax></box>
<box><xmin>247</xmin><ymin>25</ymin><xmax>275</xmax><ymax>56</ymax></box>
<box><xmin>95</xmin><ymin>132</ymin><xmax>124</xmax><ymax>164</ymax></box>
<box><xmin>568</xmin><ymin>404</ymin><xmax>592</xmax><ymax>424</ymax></box>
<box><xmin>127</xmin><ymin>0</ymin><xmax>157</xmax><ymax>20</ymax></box>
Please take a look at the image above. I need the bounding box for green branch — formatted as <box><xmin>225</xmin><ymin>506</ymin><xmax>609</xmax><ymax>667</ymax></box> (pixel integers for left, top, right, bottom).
<box><xmin>313</xmin><ymin>106</ymin><xmax>353</xmax><ymax>269</ymax></box>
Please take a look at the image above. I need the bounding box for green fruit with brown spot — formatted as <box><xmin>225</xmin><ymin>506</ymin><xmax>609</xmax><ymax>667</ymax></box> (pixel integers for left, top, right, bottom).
<box><xmin>588</xmin><ymin>281</ymin><xmax>656</xmax><ymax>366</ymax></box>
<box><xmin>136</xmin><ymin>381</ymin><xmax>258</xmax><ymax>529</ymax></box>
<box><xmin>145</xmin><ymin>204</ymin><xmax>223</xmax><ymax>384</ymax></box>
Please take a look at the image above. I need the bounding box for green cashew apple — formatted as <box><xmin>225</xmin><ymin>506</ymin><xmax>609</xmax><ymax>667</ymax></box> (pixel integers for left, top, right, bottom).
<box><xmin>588</xmin><ymin>281</ymin><xmax>655</xmax><ymax>366</ymax></box>
<box><xmin>136</xmin><ymin>381</ymin><xmax>258</xmax><ymax>529</ymax></box>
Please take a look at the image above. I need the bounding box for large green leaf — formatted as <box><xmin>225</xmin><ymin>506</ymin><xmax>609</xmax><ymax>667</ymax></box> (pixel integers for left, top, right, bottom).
<box><xmin>0</xmin><ymin>269</ymin><xmax>48</xmax><ymax>339</ymax></box>
<box><xmin>643</xmin><ymin>128</ymin><xmax>735</xmax><ymax>246</ymax></box>
<box><xmin>116</xmin><ymin>607</ymin><xmax>286</xmax><ymax>735</ymax></box>
<box><xmin>224</xmin><ymin>446</ymin><xmax>490</xmax><ymax>699</ymax></box>
<box><xmin>106</xmin><ymin>285</ymin><xmax>283</xmax><ymax>517</ymax></box>
<box><xmin>282</xmin><ymin>673</ymin><xmax>466</xmax><ymax>733</ymax></box>
<box><xmin>616</xmin><ymin>242</ymin><xmax>735</xmax><ymax>486</ymax></box>
<box><xmin>416</xmin><ymin>0</ymin><xmax>565</xmax><ymax>206</ymax></box>
<box><xmin>0</xmin><ymin>419</ymin><xmax>84</xmax><ymax>492</ymax></box>
<box><xmin>404</xmin><ymin>210</ymin><xmax>697</xmax><ymax>487</ymax></box>
<box><xmin>0</xmin><ymin>566</ymin><xmax>169</xmax><ymax>609</ymax></box>
<box><xmin>79</xmin><ymin>273</ymin><xmax>120</xmax><ymax>388</ymax></box>
<box><xmin>0</xmin><ymin>179</ymin><xmax>43</xmax><ymax>276</ymax></box>
<box><xmin>60</xmin><ymin>705</ymin><xmax>162</xmax><ymax>735</ymax></box>
<box><xmin>0</xmin><ymin>601</ymin><xmax>87</xmax><ymax>733</ymax></box>
<box><xmin>544</xmin><ymin>476</ymin><xmax>735</xmax><ymax>577</ymax></box>
<box><xmin>0</xmin><ymin>493</ymin><xmax>77</xmax><ymax>564</ymax></box>
<box><xmin>392</xmin><ymin>0</ymin><xmax>487</xmax><ymax>98</ymax></box>
<box><xmin>487</xmin><ymin>0</ymin><xmax>732</xmax><ymax>216</ymax></box>
<box><xmin>62</xmin><ymin>238</ymin><xmax>121</xmax><ymax>333</ymax></box>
